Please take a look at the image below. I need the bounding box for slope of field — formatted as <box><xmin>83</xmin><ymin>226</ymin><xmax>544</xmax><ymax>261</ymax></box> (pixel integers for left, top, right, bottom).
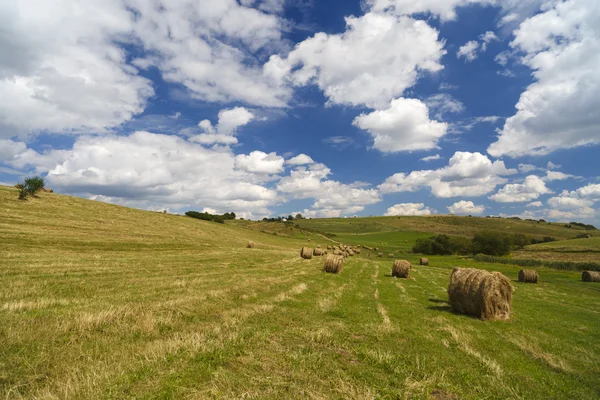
<box><xmin>293</xmin><ymin>215</ymin><xmax>591</xmax><ymax>240</ymax></box>
<box><xmin>1</xmin><ymin>186</ymin><xmax>600</xmax><ymax>399</ymax></box>
<box><xmin>512</xmin><ymin>237</ymin><xmax>600</xmax><ymax>264</ymax></box>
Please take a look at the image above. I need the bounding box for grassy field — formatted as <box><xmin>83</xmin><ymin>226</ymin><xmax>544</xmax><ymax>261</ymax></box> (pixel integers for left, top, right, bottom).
<box><xmin>292</xmin><ymin>215</ymin><xmax>591</xmax><ymax>241</ymax></box>
<box><xmin>1</xmin><ymin>186</ymin><xmax>600</xmax><ymax>399</ymax></box>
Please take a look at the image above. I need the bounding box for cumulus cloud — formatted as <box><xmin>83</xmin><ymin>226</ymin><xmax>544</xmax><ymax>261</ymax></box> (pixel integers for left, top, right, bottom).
<box><xmin>457</xmin><ymin>40</ymin><xmax>480</xmax><ymax>62</ymax></box>
<box><xmin>526</xmin><ymin>201</ymin><xmax>543</xmax><ymax>207</ymax></box>
<box><xmin>385</xmin><ymin>203</ymin><xmax>434</xmax><ymax>216</ymax></box>
<box><xmin>489</xmin><ymin>175</ymin><xmax>552</xmax><ymax>203</ymax></box>
<box><xmin>379</xmin><ymin>151</ymin><xmax>517</xmax><ymax>198</ymax></box>
<box><xmin>190</xmin><ymin>107</ymin><xmax>255</xmax><ymax>145</ymax></box>
<box><xmin>544</xmin><ymin>171</ymin><xmax>577</xmax><ymax>182</ymax></box>
<box><xmin>7</xmin><ymin>131</ymin><xmax>282</xmax><ymax>219</ymax></box>
<box><xmin>286</xmin><ymin>154</ymin><xmax>314</xmax><ymax>166</ymax></box>
<box><xmin>0</xmin><ymin>0</ymin><xmax>292</xmax><ymax>139</ymax></box>
<box><xmin>234</xmin><ymin>151</ymin><xmax>284</xmax><ymax>175</ymax></box>
<box><xmin>264</xmin><ymin>12</ymin><xmax>445</xmax><ymax>109</ymax></box>
<box><xmin>277</xmin><ymin>163</ymin><xmax>381</xmax><ymax>217</ymax></box>
<box><xmin>447</xmin><ymin>200</ymin><xmax>485</xmax><ymax>215</ymax></box>
<box><xmin>488</xmin><ymin>0</ymin><xmax>600</xmax><ymax>157</ymax></box>
<box><xmin>353</xmin><ymin>98</ymin><xmax>447</xmax><ymax>152</ymax></box>
<box><xmin>0</xmin><ymin>139</ymin><xmax>27</xmax><ymax>162</ymax></box>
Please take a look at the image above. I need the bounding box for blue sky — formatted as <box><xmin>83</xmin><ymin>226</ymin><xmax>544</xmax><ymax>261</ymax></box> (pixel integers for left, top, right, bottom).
<box><xmin>1</xmin><ymin>0</ymin><xmax>599</xmax><ymax>223</ymax></box>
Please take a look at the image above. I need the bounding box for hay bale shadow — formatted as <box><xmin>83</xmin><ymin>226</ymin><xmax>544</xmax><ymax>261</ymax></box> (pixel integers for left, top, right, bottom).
<box><xmin>428</xmin><ymin>298</ymin><xmax>448</xmax><ymax>304</ymax></box>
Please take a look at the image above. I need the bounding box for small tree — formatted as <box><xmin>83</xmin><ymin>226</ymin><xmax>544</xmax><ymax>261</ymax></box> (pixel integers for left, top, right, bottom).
<box><xmin>15</xmin><ymin>184</ymin><xmax>27</xmax><ymax>200</ymax></box>
<box><xmin>16</xmin><ymin>176</ymin><xmax>45</xmax><ymax>200</ymax></box>
<box><xmin>295</xmin><ymin>213</ymin><xmax>303</xmax><ymax>220</ymax></box>
<box><xmin>472</xmin><ymin>231</ymin><xmax>512</xmax><ymax>256</ymax></box>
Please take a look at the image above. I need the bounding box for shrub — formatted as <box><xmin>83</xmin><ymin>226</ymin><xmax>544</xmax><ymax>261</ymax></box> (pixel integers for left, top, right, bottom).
<box><xmin>512</xmin><ymin>234</ymin><xmax>529</xmax><ymax>249</ymax></box>
<box><xmin>412</xmin><ymin>234</ymin><xmax>472</xmax><ymax>256</ymax></box>
<box><xmin>16</xmin><ymin>176</ymin><xmax>45</xmax><ymax>200</ymax></box>
<box><xmin>472</xmin><ymin>231</ymin><xmax>512</xmax><ymax>256</ymax></box>
<box><xmin>185</xmin><ymin>211</ymin><xmax>228</xmax><ymax>224</ymax></box>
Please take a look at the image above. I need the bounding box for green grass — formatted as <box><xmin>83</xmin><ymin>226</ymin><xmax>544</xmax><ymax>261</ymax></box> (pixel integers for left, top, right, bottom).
<box><xmin>1</xmin><ymin>186</ymin><xmax>599</xmax><ymax>399</ymax></box>
<box><xmin>293</xmin><ymin>215</ymin><xmax>588</xmax><ymax>240</ymax></box>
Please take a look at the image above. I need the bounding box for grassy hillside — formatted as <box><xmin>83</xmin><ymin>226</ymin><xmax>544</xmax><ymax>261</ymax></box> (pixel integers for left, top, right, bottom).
<box><xmin>292</xmin><ymin>215</ymin><xmax>592</xmax><ymax>240</ymax></box>
<box><xmin>1</xmin><ymin>186</ymin><xmax>600</xmax><ymax>399</ymax></box>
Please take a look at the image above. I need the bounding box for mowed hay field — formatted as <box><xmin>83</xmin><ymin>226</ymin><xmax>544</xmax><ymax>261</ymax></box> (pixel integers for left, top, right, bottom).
<box><xmin>1</xmin><ymin>186</ymin><xmax>600</xmax><ymax>399</ymax></box>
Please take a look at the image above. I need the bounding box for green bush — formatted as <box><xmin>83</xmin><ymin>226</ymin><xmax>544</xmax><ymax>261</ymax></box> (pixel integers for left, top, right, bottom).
<box><xmin>412</xmin><ymin>234</ymin><xmax>472</xmax><ymax>255</ymax></box>
<box><xmin>16</xmin><ymin>176</ymin><xmax>45</xmax><ymax>200</ymax></box>
<box><xmin>472</xmin><ymin>231</ymin><xmax>512</xmax><ymax>256</ymax></box>
<box><xmin>185</xmin><ymin>211</ymin><xmax>228</xmax><ymax>224</ymax></box>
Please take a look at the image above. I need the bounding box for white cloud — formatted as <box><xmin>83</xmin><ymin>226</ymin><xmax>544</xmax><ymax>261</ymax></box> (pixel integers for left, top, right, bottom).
<box><xmin>234</xmin><ymin>151</ymin><xmax>284</xmax><ymax>175</ymax></box>
<box><xmin>190</xmin><ymin>107</ymin><xmax>255</xmax><ymax>145</ymax></box>
<box><xmin>489</xmin><ymin>175</ymin><xmax>552</xmax><ymax>203</ymax></box>
<box><xmin>544</xmin><ymin>171</ymin><xmax>577</xmax><ymax>182</ymax></box>
<box><xmin>353</xmin><ymin>98</ymin><xmax>448</xmax><ymax>152</ymax></box>
<box><xmin>0</xmin><ymin>139</ymin><xmax>27</xmax><ymax>162</ymax></box>
<box><xmin>385</xmin><ymin>203</ymin><xmax>434</xmax><ymax>216</ymax></box>
<box><xmin>8</xmin><ymin>131</ymin><xmax>282</xmax><ymax>219</ymax></box>
<box><xmin>457</xmin><ymin>40</ymin><xmax>480</xmax><ymax>62</ymax></box>
<box><xmin>421</xmin><ymin>154</ymin><xmax>441</xmax><ymax>162</ymax></box>
<box><xmin>576</xmin><ymin>183</ymin><xmax>600</xmax><ymax>199</ymax></box>
<box><xmin>265</xmin><ymin>12</ymin><xmax>445</xmax><ymax>109</ymax></box>
<box><xmin>447</xmin><ymin>200</ymin><xmax>485</xmax><ymax>215</ymax></box>
<box><xmin>526</xmin><ymin>201</ymin><xmax>543</xmax><ymax>207</ymax></box>
<box><xmin>277</xmin><ymin>163</ymin><xmax>381</xmax><ymax>217</ymax></box>
<box><xmin>547</xmin><ymin>196</ymin><xmax>594</xmax><ymax>210</ymax></box>
<box><xmin>547</xmin><ymin>161</ymin><xmax>561</xmax><ymax>170</ymax></box>
<box><xmin>457</xmin><ymin>31</ymin><xmax>498</xmax><ymax>62</ymax></box>
<box><xmin>425</xmin><ymin>93</ymin><xmax>465</xmax><ymax>118</ymax></box>
<box><xmin>547</xmin><ymin>207</ymin><xmax>596</xmax><ymax>221</ymax></box>
<box><xmin>0</xmin><ymin>0</ymin><xmax>154</xmax><ymax>138</ymax></box>
<box><xmin>479</xmin><ymin>31</ymin><xmax>499</xmax><ymax>51</ymax></box>
<box><xmin>0</xmin><ymin>0</ymin><xmax>292</xmax><ymax>139</ymax></box>
<box><xmin>366</xmin><ymin>0</ymin><xmax>495</xmax><ymax>22</ymax></box>
<box><xmin>286</xmin><ymin>154</ymin><xmax>314</xmax><ymax>166</ymax></box>
<box><xmin>380</xmin><ymin>151</ymin><xmax>517</xmax><ymax>198</ymax></box>
<box><xmin>518</xmin><ymin>163</ymin><xmax>539</xmax><ymax>173</ymax></box>
<box><xmin>488</xmin><ymin>0</ymin><xmax>600</xmax><ymax>157</ymax></box>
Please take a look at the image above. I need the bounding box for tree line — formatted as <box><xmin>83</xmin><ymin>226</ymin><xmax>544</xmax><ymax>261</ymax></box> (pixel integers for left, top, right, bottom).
<box><xmin>412</xmin><ymin>231</ymin><xmax>558</xmax><ymax>257</ymax></box>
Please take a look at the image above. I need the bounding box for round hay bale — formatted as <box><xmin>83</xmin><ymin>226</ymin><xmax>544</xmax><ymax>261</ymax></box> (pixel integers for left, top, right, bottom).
<box><xmin>317</xmin><ymin>245</ymin><xmax>321</xmax><ymax>249</ymax></box>
<box><xmin>392</xmin><ymin>260</ymin><xmax>411</xmax><ymax>278</ymax></box>
<box><xmin>420</xmin><ymin>258</ymin><xmax>429</xmax><ymax>266</ymax></box>
<box><xmin>375</xmin><ymin>248</ymin><xmax>380</xmax><ymax>251</ymax></box>
<box><xmin>324</xmin><ymin>250</ymin><xmax>328</xmax><ymax>255</ymax></box>
<box><xmin>323</xmin><ymin>255</ymin><xmax>344</xmax><ymax>274</ymax></box>
<box><xmin>313</xmin><ymin>248</ymin><xmax>323</xmax><ymax>256</ymax></box>
<box><xmin>333</xmin><ymin>250</ymin><xmax>343</xmax><ymax>256</ymax></box>
<box><xmin>327</xmin><ymin>246</ymin><xmax>332</xmax><ymax>250</ymax></box>
<box><xmin>348</xmin><ymin>250</ymin><xmax>355</xmax><ymax>257</ymax></box>
<box><xmin>447</xmin><ymin>268</ymin><xmax>513</xmax><ymax>321</ymax></box>
<box><xmin>388</xmin><ymin>253</ymin><xmax>394</xmax><ymax>258</ymax></box>
<box><xmin>377</xmin><ymin>252</ymin><xmax>383</xmax><ymax>258</ymax></box>
<box><xmin>246</xmin><ymin>241</ymin><xmax>255</xmax><ymax>249</ymax></box>
<box><xmin>582</xmin><ymin>271</ymin><xmax>600</xmax><ymax>282</ymax></box>
<box><xmin>518</xmin><ymin>269</ymin><xmax>538</xmax><ymax>283</ymax></box>
<box><xmin>355</xmin><ymin>249</ymin><xmax>361</xmax><ymax>254</ymax></box>
<box><xmin>300</xmin><ymin>247</ymin><xmax>313</xmax><ymax>260</ymax></box>
<box><xmin>404</xmin><ymin>240</ymin><xmax>408</xmax><ymax>243</ymax></box>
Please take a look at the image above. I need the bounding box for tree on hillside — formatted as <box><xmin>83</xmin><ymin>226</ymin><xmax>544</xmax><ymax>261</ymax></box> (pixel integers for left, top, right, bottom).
<box><xmin>16</xmin><ymin>176</ymin><xmax>45</xmax><ymax>200</ymax></box>
<box><xmin>472</xmin><ymin>231</ymin><xmax>512</xmax><ymax>256</ymax></box>
<box><xmin>295</xmin><ymin>213</ymin><xmax>303</xmax><ymax>219</ymax></box>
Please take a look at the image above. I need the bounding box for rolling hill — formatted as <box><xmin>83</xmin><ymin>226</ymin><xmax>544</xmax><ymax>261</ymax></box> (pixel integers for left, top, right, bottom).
<box><xmin>1</xmin><ymin>185</ymin><xmax>599</xmax><ymax>399</ymax></box>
